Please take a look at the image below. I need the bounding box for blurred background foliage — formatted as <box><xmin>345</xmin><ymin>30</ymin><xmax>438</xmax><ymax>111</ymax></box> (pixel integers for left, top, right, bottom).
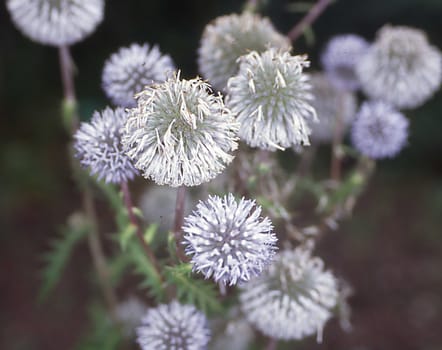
<box><xmin>1</xmin><ymin>0</ymin><xmax>442</xmax><ymax>349</ymax></box>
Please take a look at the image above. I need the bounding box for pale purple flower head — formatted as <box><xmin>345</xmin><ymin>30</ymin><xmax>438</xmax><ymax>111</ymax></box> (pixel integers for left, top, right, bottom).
<box><xmin>321</xmin><ymin>34</ymin><xmax>369</xmax><ymax>91</ymax></box>
<box><xmin>182</xmin><ymin>193</ymin><xmax>277</xmax><ymax>286</ymax></box>
<box><xmin>7</xmin><ymin>0</ymin><xmax>104</xmax><ymax>46</ymax></box>
<box><xmin>351</xmin><ymin>100</ymin><xmax>409</xmax><ymax>159</ymax></box>
<box><xmin>137</xmin><ymin>301</ymin><xmax>210</xmax><ymax>350</ymax></box>
<box><xmin>74</xmin><ymin>107</ymin><xmax>138</xmax><ymax>184</ymax></box>
<box><xmin>102</xmin><ymin>43</ymin><xmax>175</xmax><ymax>107</ymax></box>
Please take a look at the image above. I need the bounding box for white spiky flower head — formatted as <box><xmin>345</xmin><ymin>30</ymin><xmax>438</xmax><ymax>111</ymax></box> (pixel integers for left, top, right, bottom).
<box><xmin>7</xmin><ymin>0</ymin><xmax>104</xmax><ymax>46</ymax></box>
<box><xmin>102</xmin><ymin>43</ymin><xmax>175</xmax><ymax>107</ymax></box>
<box><xmin>198</xmin><ymin>12</ymin><xmax>291</xmax><ymax>91</ymax></box>
<box><xmin>137</xmin><ymin>300</ymin><xmax>210</xmax><ymax>350</ymax></box>
<box><xmin>121</xmin><ymin>72</ymin><xmax>239</xmax><ymax>187</ymax></box>
<box><xmin>351</xmin><ymin>100</ymin><xmax>409</xmax><ymax>159</ymax></box>
<box><xmin>182</xmin><ymin>193</ymin><xmax>277</xmax><ymax>286</ymax></box>
<box><xmin>357</xmin><ymin>25</ymin><xmax>442</xmax><ymax>109</ymax></box>
<box><xmin>74</xmin><ymin>107</ymin><xmax>138</xmax><ymax>184</ymax></box>
<box><xmin>240</xmin><ymin>247</ymin><xmax>339</xmax><ymax>341</ymax></box>
<box><xmin>226</xmin><ymin>49</ymin><xmax>317</xmax><ymax>151</ymax></box>
<box><xmin>321</xmin><ymin>34</ymin><xmax>369</xmax><ymax>91</ymax></box>
<box><xmin>309</xmin><ymin>73</ymin><xmax>357</xmax><ymax>143</ymax></box>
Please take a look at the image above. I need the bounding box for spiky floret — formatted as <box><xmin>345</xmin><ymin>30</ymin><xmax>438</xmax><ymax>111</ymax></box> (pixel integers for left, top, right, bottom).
<box><xmin>351</xmin><ymin>100</ymin><xmax>409</xmax><ymax>159</ymax></box>
<box><xmin>357</xmin><ymin>25</ymin><xmax>442</xmax><ymax>109</ymax></box>
<box><xmin>74</xmin><ymin>107</ymin><xmax>138</xmax><ymax>184</ymax></box>
<box><xmin>321</xmin><ymin>34</ymin><xmax>369</xmax><ymax>91</ymax></box>
<box><xmin>240</xmin><ymin>247</ymin><xmax>339</xmax><ymax>341</ymax></box>
<box><xmin>309</xmin><ymin>73</ymin><xmax>357</xmax><ymax>143</ymax></box>
<box><xmin>182</xmin><ymin>193</ymin><xmax>277</xmax><ymax>286</ymax></box>
<box><xmin>198</xmin><ymin>12</ymin><xmax>290</xmax><ymax>91</ymax></box>
<box><xmin>7</xmin><ymin>0</ymin><xmax>104</xmax><ymax>46</ymax></box>
<box><xmin>102</xmin><ymin>43</ymin><xmax>175</xmax><ymax>107</ymax></box>
<box><xmin>226</xmin><ymin>49</ymin><xmax>317</xmax><ymax>151</ymax></box>
<box><xmin>137</xmin><ymin>301</ymin><xmax>210</xmax><ymax>350</ymax></box>
<box><xmin>121</xmin><ymin>72</ymin><xmax>239</xmax><ymax>187</ymax></box>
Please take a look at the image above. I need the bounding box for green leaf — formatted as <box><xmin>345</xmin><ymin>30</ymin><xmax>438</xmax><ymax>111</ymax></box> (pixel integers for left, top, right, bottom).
<box><xmin>38</xmin><ymin>219</ymin><xmax>88</xmax><ymax>302</ymax></box>
<box><xmin>118</xmin><ymin>223</ymin><xmax>136</xmax><ymax>251</ymax></box>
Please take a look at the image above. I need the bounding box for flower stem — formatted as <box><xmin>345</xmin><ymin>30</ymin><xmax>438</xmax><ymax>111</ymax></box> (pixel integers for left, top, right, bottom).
<box><xmin>266</xmin><ymin>337</ymin><xmax>278</xmax><ymax>350</ymax></box>
<box><xmin>287</xmin><ymin>0</ymin><xmax>333</xmax><ymax>42</ymax></box>
<box><xmin>330</xmin><ymin>95</ymin><xmax>345</xmax><ymax>181</ymax></box>
<box><xmin>173</xmin><ymin>186</ymin><xmax>188</xmax><ymax>261</ymax></box>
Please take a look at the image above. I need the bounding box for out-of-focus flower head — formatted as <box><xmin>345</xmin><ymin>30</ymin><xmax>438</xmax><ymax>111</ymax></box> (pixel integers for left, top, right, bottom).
<box><xmin>351</xmin><ymin>100</ymin><xmax>409</xmax><ymax>159</ymax></box>
<box><xmin>102</xmin><ymin>43</ymin><xmax>175</xmax><ymax>107</ymax></box>
<box><xmin>357</xmin><ymin>25</ymin><xmax>442</xmax><ymax>109</ymax></box>
<box><xmin>122</xmin><ymin>72</ymin><xmax>239</xmax><ymax>187</ymax></box>
<box><xmin>137</xmin><ymin>300</ymin><xmax>210</xmax><ymax>350</ymax></box>
<box><xmin>309</xmin><ymin>73</ymin><xmax>357</xmax><ymax>143</ymax></box>
<box><xmin>74</xmin><ymin>107</ymin><xmax>138</xmax><ymax>184</ymax></box>
<box><xmin>115</xmin><ymin>296</ymin><xmax>147</xmax><ymax>338</ymax></box>
<box><xmin>7</xmin><ymin>0</ymin><xmax>104</xmax><ymax>46</ymax></box>
<box><xmin>226</xmin><ymin>49</ymin><xmax>317</xmax><ymax>151</ymax></box>
<box><xmin>198</xmin><ymin>12</ymin><xmax>290</xmax><ymax>91</ymax></box>
<box><xmin>182</xmin><ymin>193</ymin><xmax>277</xmax><ymax>286</ymax></box>
<box><xmin>321</xmin><ymin>34</ymin><xmax>369</xmax><ymax>91</ymax></box>
<box><xmin>240</xmin><ymin>247</ymin><xmax>339</xmax><ymax>341</ymax></box>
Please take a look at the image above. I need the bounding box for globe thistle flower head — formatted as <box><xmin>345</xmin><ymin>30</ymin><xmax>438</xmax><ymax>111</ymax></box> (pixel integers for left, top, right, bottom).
<box><xmin>240</xmin><ymin>247</ymin><xmax>339</xmax><ymax>341</ymax></box>
<box><xmin>115</xmin><ymin>296</ymin><xmax>147</xmax><ymax>337</ymax></box>
<box><xmin>102</xmin><ymin>43</ymin><xmax>175</xmax><ymax>107</ymax></box>
<box><xmin>198</xmin><ymin>12</ymin><xmax>291</xmax><ymax>91</ymax></box>
<box><xmin>309</xmin><ymin>73</ymin><xmax>357</xmax><ymax>143</ymax></box>
<box><xmin>7</xmin><ymin>0</ymin><xmax>104</xmax><ymax>46</ymax></box>
<box><xmin>74</xmin><ymin>107</ymin><xmax>138</xmax><ymax>184</ymax></box>
<box><xmin>351</xmin><ymin>100</ymin><xmax>409</xmax><ymax>159</ymax></box>
<box><xmin>321</xmin><ymin>34</ymin><xmax>369</xmax><ymax>91</ymax></box>
<box><xmin>357</xmin><ymin>25</ymin><xmax>442</xmax><ymax>109</ymax></box>
<box><xmin>122</xmin><ymin>72</ymin><xmax>239</xmax><ymax>187</ymax></box>
<box><xmin>137</xmin><ymin>300</ymin><xmax>210</xmax><ymax>350</ymax></box>
<box><xmin>226</xmin><ymin>49</ymin><xmax>317</xmax><ymax>151</ymax></box>
<box><xmin>182</xmin><ymin>193</ymin><xmax>277</xmax><ymax>286</ymax></box>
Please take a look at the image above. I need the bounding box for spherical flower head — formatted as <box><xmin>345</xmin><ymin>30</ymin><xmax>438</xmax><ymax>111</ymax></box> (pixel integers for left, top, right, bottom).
<box><xmin>74</xmin><ymin>107</ymin><xmax>138</xmax><ymax>184</ymax></box>
<box><xmin>121</xmin><ymin>72</ymin><xmax>239</xmax><ymax>187</ymax></box>
<box><xmin>321</xmin><ymin>34</ymin><xmax>369</xmax><ymax>91</ymax></box>
<box><xmin>102</xmin><ymin>43</ymin><xmax>175</xmax><ymax>108</ymax></box>
<box><xmin>137</xmin><ymin>301</ymin><xmax>210</xmax><ymax>350</ymax></box>
<box><xmin>309</xmin><ymin>73</ymin><xmax>357</xmax><ymax>143</ymax></box>
<box><xmin>240</xmin><ymin>247</ymin><xmax>339</xmax><ymax>341</ymax></box>
<box><xmin>226</xmin><ymin>49</ymin><xmax>317</xmax><ymax>151</ymax></box>
<box><xmin>116</xmin><ymin>296</ymin><xmax>147</xmax><ymax>337</ymax></box>
<box><xmin>351</xmin><ymin>100</ymin><xmax>409</xmax><ymax>159</ymax></box>
<box><xmin>198</xmin><ymin>12</ymin><xmax>291</xmax><ymax>91</ymax></box>
<box><xmin>7</xmin><ymin>0</ymin><xmax>104</xmax><ymax>46</ymax></box>
<box><xmin>182</xmin><ymin>193</ymin><xmax>277</xmax><ymax>286</ymax></box>
<box><xmin>357</xmin><ymin>25</ymin><xmax>442</xmax><ymax>109</ymax></box>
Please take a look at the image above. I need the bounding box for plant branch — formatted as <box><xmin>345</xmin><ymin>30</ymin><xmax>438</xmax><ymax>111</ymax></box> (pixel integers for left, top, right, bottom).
<box><xmin>173</xmin><ymin>186</ymin><xmax>188</xmax><ymax>261</ymax></box>
<box><xmin>287</xmin><ymin>0</ymin><xmax>333</xmax><ymax>42</ymax></box>
<box><xmin>330</xmin><ymin>95</ymin><xmax>345</xmax><ymax>181</ymax></box>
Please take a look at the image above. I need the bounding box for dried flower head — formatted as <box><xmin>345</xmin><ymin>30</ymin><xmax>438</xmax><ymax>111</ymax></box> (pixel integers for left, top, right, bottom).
<box><xmin>182</xmin><ymin>193</ymin><xmax>277</xmax><ymax>286</ymax></box>
<box><xmin>309</xmin><ymin>73</ymin><xmax>357</xmax><ymax>143</ymax></box>
<box><xmin>102</xmin><ymin>43</ymin><xmax>175</xmax><ymax>107</ymax></box>
<box><xmin>7</xmin><ymin>0</ymin><xmax>104</xmax><ymax>46</ymax></box>
<box><xmin>240</xmin><ymin>247</ymin><xmax>339</xmax><ymax>341</ymax></box>
<box><xmin>321</xmin><ymin>34</ymin><xmax>369</xmax><ymax>91</ymax></box>
<box><xmin>198</xmin><ymin>12</ymin><xmax>290</xmax><ymax>91</ymax></box>
<box><xmin>122</xmin><ymin>72</ymin><xmax>239</xmax><ymax>187</ymax></box>
<box><xmin>351</xmin><ymin>100</ymin><xmax>409</xmax><ymax>159</ymax></box>
<box><xmin>357</xmin><ymin>25</ymin><xmax>442</xmax><ymax>109</ymax></box>
<box><xmin>74</xmin><ymin>107</ymin><xmax>138</xmax><ymax>184</ymax></box>
<box><xmin>137</xmin><ymin>301</ymin><xmax>210</xmax><ymax>350</ymax></box>
<box><xmin>226</xmin><ymin>49</ymin><xmax>317</xmax><ymax>150</ymax></box>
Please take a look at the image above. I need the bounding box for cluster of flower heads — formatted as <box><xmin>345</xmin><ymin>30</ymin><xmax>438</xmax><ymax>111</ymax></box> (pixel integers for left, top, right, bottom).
<box><xmin>357</xmin><ymin>25</ymin><xmax>442</xmax><ymax>109</ymax></box>
<box><xmin>351</xmin><ymin>100</ymin><xmax>409</xmax><ymax>159</ymax></box>
<box><xmin>137</xmin><ymin>301</ymin><xmax>210</xmax><ymax>350</ymax></box>
<box><xmin>227</xmin><ymin>49</ymin><xmax>317</xmax><ymax>150</ymax></box>
<box><xmin>198</xmin><ymin>12</ymin><xmax>290</xmax><ymax>91</ymax></box>
<box><xmin>102</xmin><ymin>43</ymin><xmax>175</xmax><ymax>107</ymax></box>
<box><xmin>240</xmin><ymin>246</ymin><xmax>339</xmax><ymax>341</ymax></box>
<box><xmin>74</xmin><ymin>107</ymin><xmax>138</xmax><ymax>184</ymax></box>
<box><xmin>7</xmin><ymin>0</ymin><xmax>104</xmax><ymax>46</ymax></box>
<box><xmin>309</xmin><ymin>73</ymin><xmax>357</xmax><ymax>143</ymax></box>
<box><xmin>182</xmin><ymin>193</ymin><xmax>277</xmax><ymax>286</ymax></box>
